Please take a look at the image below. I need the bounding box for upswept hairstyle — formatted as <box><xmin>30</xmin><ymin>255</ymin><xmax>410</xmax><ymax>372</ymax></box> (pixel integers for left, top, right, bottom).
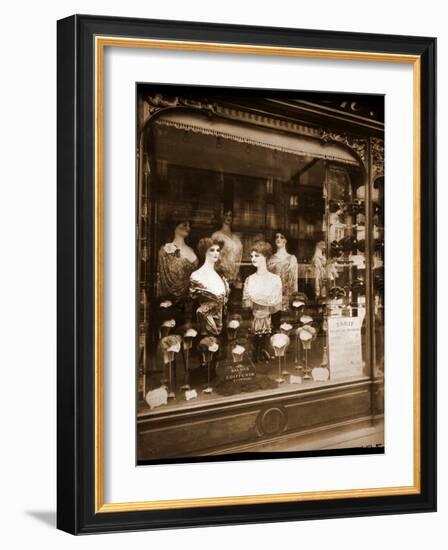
<box><xmin>251</xmin><ymin>240</ymin><xmax>273</xmax><ymax>258</ymax></box>
<box><xmin>197</xmin><ymin>237</ymin><xmax>223</xmax><ymax>262</ymax></box>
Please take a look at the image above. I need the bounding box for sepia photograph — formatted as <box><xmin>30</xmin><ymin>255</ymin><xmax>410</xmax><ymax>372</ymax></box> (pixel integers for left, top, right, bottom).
<box><xmin>136</xmin><ymin>86</ymin><xmax>385</xmax><ymax>463</ymax></box>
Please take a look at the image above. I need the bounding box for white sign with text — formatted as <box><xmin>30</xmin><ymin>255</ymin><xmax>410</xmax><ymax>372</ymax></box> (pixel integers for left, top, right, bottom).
<box><xmin>328</xmin><ymin>311</ymin><xmax>365</xmax><ymax>380</ymax></box>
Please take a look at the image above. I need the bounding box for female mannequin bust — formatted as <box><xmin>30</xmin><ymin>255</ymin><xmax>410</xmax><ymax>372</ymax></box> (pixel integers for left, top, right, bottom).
<box><xmin>212</xmin><ymin>209</ymin><xmax>243</xmax><ymax>284</ymax></box>
<box><xmin>311</xmin><ymin>240</ymin><xmax>340</xmax><ymax>298</ymax></box>
<box><xmin>190</xmin><ymin>238</ymin><xmax>229</xmax><ymax>336</ymax></box>
<box><xmin>311</xmin><ymin>240</ymin><xmax>326</xmax><ymax>297</ymax></box>
<box><xmin>243</xmin><ymin>241</ymin><xmax>282</xmax><ymax>335</ymax></box>
<box><xmin>267</xmin><ymin>231</ymin><xmax>298</xmax><ymax>311</ymax></box>
<box><xmin>158</xmin><ymin>219</ymin><xmax>198</xmax><ymax>300</ymax></box>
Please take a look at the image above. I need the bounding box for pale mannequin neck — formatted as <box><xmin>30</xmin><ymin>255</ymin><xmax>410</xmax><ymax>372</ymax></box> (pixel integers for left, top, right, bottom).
<box><xmin>203</xmin><ymin>257</ymin><xmax>217</xmax><ymax>271</ymax></box>
<box><xmin>256</xmin><ymin>263</ymin><xmax>268</xmax><ymax>276</ymax></box>
<box><xmin>172</xmin><ymin>235</ymin><xmax>185</xmax><ymax>247</ymax></box>
<box><xmin>221</xmin><ymin>223</ymin><xmax>232</xmax><ymax>235</ymax></box>
<box><xmin>275</xmin><ymin>246</ymin><xmax>288</xmax><ymax>258</ymax></box>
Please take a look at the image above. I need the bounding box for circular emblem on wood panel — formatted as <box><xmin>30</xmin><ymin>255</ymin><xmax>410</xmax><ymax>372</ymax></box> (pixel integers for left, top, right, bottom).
<box><xmin>257</xmin><ymin>406</ymin><xmax>287</xmax><ymax>436</ymax></box>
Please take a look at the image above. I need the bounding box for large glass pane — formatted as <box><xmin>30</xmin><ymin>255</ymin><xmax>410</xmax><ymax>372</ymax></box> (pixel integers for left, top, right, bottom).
<box><xmin>139</xmin><ymin>149</ymin><xmax>369</xmax><ymax>404</ymax></box>
<box><xmin>135</xmin><ymin>90</ymin><xmax>385</xmax><ymax>463</ymax></box>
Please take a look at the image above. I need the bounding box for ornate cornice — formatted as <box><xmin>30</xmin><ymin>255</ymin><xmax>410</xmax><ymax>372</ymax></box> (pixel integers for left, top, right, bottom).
<box><xmin>142</xmin><ymin>95</ymin><xmax>381</xmax><ymax>173</ymax></box>
<box><xmin>143</xmin><ymin>94</ymin><xmax>218</xmax><ymax>116</ymax></box>
<box><xmin>320</xmin><ymin>129</ymin><xmax>367</xmax><ymax>166</ymax></box>
<box><xmin>142</xmin><ymin>94</ymin><xmax>322</xmax><ymax>139</ymax></box>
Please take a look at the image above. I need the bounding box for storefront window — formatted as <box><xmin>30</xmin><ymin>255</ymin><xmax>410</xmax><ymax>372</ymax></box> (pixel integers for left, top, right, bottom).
<box><xmin>136</xmin><ymin>102</ymin><xmax>386</xmax><ymax>415</ymax></box>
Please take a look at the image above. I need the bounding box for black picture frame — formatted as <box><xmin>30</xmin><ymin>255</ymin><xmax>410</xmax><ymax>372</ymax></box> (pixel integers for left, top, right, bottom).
<box><xmin>57</xmin><ymin>14</ymin><xmax>436</xmax><ymax>534</ymax></box>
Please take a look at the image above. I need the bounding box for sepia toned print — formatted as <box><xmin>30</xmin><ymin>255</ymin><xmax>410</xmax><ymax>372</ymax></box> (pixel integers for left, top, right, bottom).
<box><xmin>136</xmin><ymin>87</ymin><xmax>385</xmax><ymax>463</ymax></box>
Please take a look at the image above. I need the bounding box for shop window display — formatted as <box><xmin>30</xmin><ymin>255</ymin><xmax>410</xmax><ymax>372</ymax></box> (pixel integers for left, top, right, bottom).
<box><xmin>137</xmin><ymin>88</ymin><xmax>384</xmax><ymax>460</ymax></box>
<box><xmin>140</xmin><ymin>161</ymin><xmax>377</xmax><ymax>400</ymax></box>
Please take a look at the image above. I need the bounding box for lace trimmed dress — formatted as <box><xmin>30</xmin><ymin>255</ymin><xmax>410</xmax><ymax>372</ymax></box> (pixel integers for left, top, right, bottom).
<box><xmin>189</xmin><ymin>272</ymin><xmax>229</xmax><ymax>336</ymax></box>
<box><xmin>267</xmin><ymin>253</ymin><xmax>298</xmax><ymax>310</ymax></box>
<box><xmin>243</xmin><ymin>272</ymin><xmax>282</xmax><ymax>335</ymax></box>
<box><xmin>158</xmin><ymin>243</ymin><xmax>198</xmax><ymax>300</ymax></box>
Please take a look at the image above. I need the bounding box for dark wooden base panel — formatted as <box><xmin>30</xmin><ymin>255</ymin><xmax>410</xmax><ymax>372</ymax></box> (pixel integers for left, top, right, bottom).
<box><xmin>137</xmin><ymin>378</ymin><xmax>384</xmax><ymax>461</ymax></box>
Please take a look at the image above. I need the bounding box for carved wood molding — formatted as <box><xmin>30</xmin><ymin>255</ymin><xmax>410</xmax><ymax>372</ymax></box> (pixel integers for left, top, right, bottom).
<box><xmin>320</xmin><ymin>129</ymin><xmax>368</xmax><ymax>166</ymax></box>
<box><xmin>371</xmin><ymin>137</ymin><xmax>385</xmax><ymax>180</ymax></box>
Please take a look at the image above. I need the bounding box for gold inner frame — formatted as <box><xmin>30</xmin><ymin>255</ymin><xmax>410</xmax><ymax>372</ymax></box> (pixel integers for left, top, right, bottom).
<box><xmin>94</xmin><ymin>36</ymin><xmax>421</xmax><ymax>513</ymax></box>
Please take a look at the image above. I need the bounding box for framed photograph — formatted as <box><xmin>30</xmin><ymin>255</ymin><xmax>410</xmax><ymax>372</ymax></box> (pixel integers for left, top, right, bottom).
<box><xmin>57</xmin><ymin>14</ymin><xmax>436</xmax><ymax>534</ymax></box>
